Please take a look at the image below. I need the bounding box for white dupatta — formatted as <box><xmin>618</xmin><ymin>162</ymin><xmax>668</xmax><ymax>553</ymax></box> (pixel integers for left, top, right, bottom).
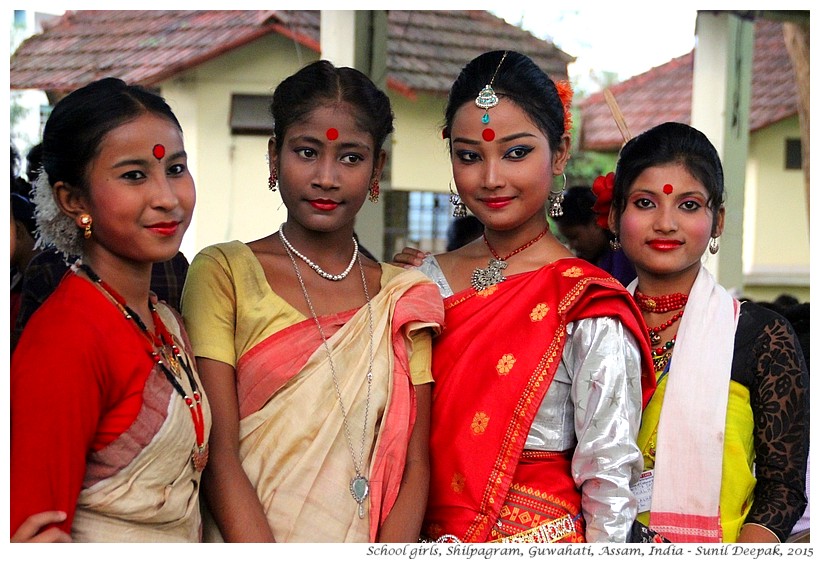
<box><xmin>629</xmin><ymin>266</ymin><xmax>739</xmax><ymax>542</ymax></box>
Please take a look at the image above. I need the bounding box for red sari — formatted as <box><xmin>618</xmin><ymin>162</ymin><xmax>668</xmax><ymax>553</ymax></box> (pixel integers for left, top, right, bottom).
<box><xmin>423</xmin><ymin>258</ymin><xmax>654</xmax><ymax>542</ymax></box>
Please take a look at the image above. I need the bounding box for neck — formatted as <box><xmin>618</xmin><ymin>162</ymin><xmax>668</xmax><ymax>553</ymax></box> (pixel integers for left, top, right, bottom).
<box><xmin>634</xmin><ymin>264</ymin><xmax>701</xmax><ymax>298</ymax></box>
<box><xmin>482</xmin><ymin>220</ymin><xmax>550</xmax><ymax>259</ymax></box>
<box><xmin>280</xmin><ymin>221</ymin><xmax>357</xmax><ymax>256</ymax></box>
<box><xmin>80</xmin><ymin>255</ymin><xmax>153</xmax><ymax>315</ymax></box>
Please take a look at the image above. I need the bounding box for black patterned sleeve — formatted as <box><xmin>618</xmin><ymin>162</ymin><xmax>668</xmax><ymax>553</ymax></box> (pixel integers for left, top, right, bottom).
<box><xmin>740</xmin><ymin>305</ymin><xmax>809</xmax><ymax>541</ymax></box>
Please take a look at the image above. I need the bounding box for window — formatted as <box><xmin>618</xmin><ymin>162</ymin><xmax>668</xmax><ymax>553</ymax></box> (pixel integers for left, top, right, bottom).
<box><xmin>785</xmin><ymin>138</ymin><xmax>802</xmax><ymax>170</ymax></box>
<box><xmin>230</xmin><ymin>95</ymin><xmax>272</xmax><ymax>136</ymax></box>
<box><xmin>383</xmin><ymin>190</ymin><xmax>453</xmax><ymax>259</ymax></box>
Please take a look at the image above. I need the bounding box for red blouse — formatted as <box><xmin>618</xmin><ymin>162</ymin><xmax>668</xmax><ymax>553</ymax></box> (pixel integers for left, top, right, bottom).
<box><xmin>10</xmin><ymin>274</ymin><xmax>152</xmax><ymax>536</ymax></box>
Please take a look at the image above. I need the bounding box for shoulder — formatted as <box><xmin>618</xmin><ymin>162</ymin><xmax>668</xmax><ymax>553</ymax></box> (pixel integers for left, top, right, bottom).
<box><xmin>735</xmin><ymin>300</ymin><xmax>794</xmax><ymax>346</ymax></box>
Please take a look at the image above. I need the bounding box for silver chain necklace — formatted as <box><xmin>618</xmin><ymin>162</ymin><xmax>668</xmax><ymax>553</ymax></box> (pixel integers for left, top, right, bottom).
<box><xmin>281</xmin><ymin>238</ymin><xmax>375</xmax><ymax>519</ymax></box>
<box><xmin>279</xmin><ymin>223</ymin><xmax>359</xmax><ymax>281</ymax></box>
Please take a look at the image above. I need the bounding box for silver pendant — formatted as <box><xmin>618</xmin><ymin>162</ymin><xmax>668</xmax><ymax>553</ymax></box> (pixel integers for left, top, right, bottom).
<box><xmin>471</xmin><ymin>258</ymin><xmax>507</xmax><ymax>292</ymax></box>
<box><xmin>350</xmin><ymin>475</ymin><xmax>370</xmax><ymax>519</ymax></box>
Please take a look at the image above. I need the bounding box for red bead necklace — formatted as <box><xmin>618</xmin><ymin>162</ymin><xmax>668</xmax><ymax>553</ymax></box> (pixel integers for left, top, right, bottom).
<box><xmin>483</xmin><ymin>226</ymin><xmax>550</xmax><ymax>262</ymax></box>
<box><xmin>78</xmin><ymin>263</ymin><xmax>208</xmax><ymax>472</ymax></box>
<box><xmin>646</xmin><ymin>309</ymin><xmax>685</xmax><ymax>346</ymax></box>
<box><xmin>634</xmin><ymin>290</ymin><xmax>688</xmax><ymax>313</ymax></box>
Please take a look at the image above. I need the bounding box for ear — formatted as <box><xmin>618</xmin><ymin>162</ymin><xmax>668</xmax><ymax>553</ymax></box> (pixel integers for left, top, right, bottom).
<box><xmin>53</xmin><ymin>181</ymin><xmax>89</xmax><ymax>227</ymax></box>
<box><xmin>372</xmin><ymin>149</ymin><xmax>387</xmax><ymax>182</ymax></box>
<box><xmin>607</xmin><ymin>205</ymin><xmax>618</xmax><ymax>235</ymax></box>
<box><xmin>713</xmin><ymin>206</ymin><xmax>726</xmax><ymax>238</ymax></box>
<box><xmin>267</xmin><ymin>137</ymin><xmax>278</xmax><ymax>174</ymax></box>
<box><xmin>550</xmin><ymin>133</ymin><xmax>572</xmax><ymax>175</ymax></box>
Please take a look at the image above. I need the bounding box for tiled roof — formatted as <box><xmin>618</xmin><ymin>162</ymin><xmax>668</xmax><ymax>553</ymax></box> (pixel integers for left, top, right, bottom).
<box><xmin>10</xmin><ymin>10</ymin><xmax>574</xmax><ymax>97</ymax></box>
<box><xmin>577</xmin><ymin>19</ymin><xmax>797</xmax><ymax>151</ymax></box>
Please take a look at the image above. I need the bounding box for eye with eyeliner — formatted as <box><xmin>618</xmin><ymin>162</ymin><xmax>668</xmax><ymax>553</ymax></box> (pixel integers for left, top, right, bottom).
<box><xmin>504</xmin><ymin>145</ymin><xmax>534</xmax><ymax>159</ymax></box>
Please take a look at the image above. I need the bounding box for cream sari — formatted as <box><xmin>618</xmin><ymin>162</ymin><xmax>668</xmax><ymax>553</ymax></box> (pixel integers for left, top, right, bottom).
<box><xmin>73</xmin><ymin>304</ymin><xmax>211</xmax><ymax>542</ymax></box>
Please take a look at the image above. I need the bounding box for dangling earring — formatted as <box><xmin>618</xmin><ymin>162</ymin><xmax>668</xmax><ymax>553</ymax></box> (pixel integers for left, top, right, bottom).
<box><xmin>609</xmin><ymin>235</ymin><xmax>621</xmax><ymax>251</ymax></box>
<box><xmin>709</xmin><ymin>236</ymin><xmax>719</xmax><ymax>254</ymax></box>
<box><xmin>369</xmin><ymin>178</ymin><xmax>380</xmax><ymax>203</ymax></box>
<box><xmin>449</xmin><ymin>181</ymin><xmax>467</xmax><ymax>218</ymax></box>
<box><xmin>548</xmin><ymin>173</ymin><xmax>566</xmax><ymax>218</ymax></box>
<box><xmin>79</xmin><ymin>214</ymin><xmax>93</xmax><ymax>239</ymax></box>
<box><xmin>268</xmin><ymin>168</ymin><xmax>278</xmax><ymax>192</ymax></box>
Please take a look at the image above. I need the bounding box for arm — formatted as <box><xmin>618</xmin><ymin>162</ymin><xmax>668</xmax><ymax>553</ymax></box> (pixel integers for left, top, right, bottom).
<box><xmin>568</xmin><ymin>318</ymin><xmax>643</xmax><ymax>542</ymax></box>
<box><xmin>377</xmin><ymin>383</ymin><xmax>432</xmax><ymax>542</ymax></box>
<box><xmin>197</xmin><ymin>357</ymin><xmax>276</xmax><ymax>542</ymax></box>
<box><xmin>741</xmin><ymin>314</ymin><xmax>809</xmax><ymax>542</ymax></box>
<box><xmin>10</xmin><ymin>311</ymin><xmax>103</xmax><ymax>536</ymax></box>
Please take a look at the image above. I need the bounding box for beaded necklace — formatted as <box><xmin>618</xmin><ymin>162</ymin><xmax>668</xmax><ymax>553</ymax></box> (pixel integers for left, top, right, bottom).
<box><xmin>279</xmin><ymin>222</ymin><xmax>358</xmax><ymax>281</ymax></box>
<box><xmin>471</xmin><ymin>227</ymin><xmax>549</xmax><ymax>291</ymax></box>
<box><xmin>77</xmin><ymin>262</ymin><xmax>208</xmax><ymax>472</ymax></box>
<box><xmin>635</xmin><ymin>289</ymin><xmax>689</xmax><ymax>373</ymax></box>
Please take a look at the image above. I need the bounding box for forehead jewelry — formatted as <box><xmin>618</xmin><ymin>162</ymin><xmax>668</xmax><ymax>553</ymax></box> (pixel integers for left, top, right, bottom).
<box><xmin>152</xmin><ymin>144</ymin><xmax>165</xmax><ymax>161</ymax></box>
<box><xmin>663</xmin><ymin>183</ymin><xmax>674</xmax><ymax>195</ymax></box>
<box><xmin>326</xmin><ymin>128</ymin><xmax>339</xmax><ymax>141</ymax></box>
<box><xmin>475</xmin><ymin>51</ymin><xmax>509</xmax><ymax>125</ymax></box>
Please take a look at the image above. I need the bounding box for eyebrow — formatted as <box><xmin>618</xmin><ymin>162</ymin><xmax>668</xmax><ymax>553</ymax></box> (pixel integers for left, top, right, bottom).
<box><xmin>112</xmin><ymin>150</ymin><xmax>187</xmax><ymax>168</ymax></box>
<box><xmin>290</xmin><ymin>134</ymin><xmax>371</xmax><ymax>151</ymax></box>
<box><xmin>452</xmin><ymin>132</ymin><xmax>537</xmax><ymax>145</ymax></box>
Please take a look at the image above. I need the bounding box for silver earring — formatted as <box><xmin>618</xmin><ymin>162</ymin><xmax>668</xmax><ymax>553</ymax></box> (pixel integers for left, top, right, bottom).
<box><xmin>548</xmin><ymin>173</ymin><xmax>566</xmax><ymax>218</ymax></box>
<box><xmin>709</xmin><ymin>237</ymin><xmax>719</xmax><ymax>254</ymax></box>
<box><xmin>449</xmin><ymin>181</ymin><xmax>467</xmax><ymax>218</ymax></box>
<box><xmin>609</xmin><ymin>236</ymin><xmax>621</xmax><ymax>251</ymax></box>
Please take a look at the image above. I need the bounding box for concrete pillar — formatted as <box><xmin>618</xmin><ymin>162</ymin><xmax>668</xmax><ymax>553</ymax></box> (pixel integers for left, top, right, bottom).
<box><xmin>320</xmin><ymin>10</ymin><xmax>389</xmax><ymax>260</ymax></box>
<box><xmin>690</xmin><ymin>11</ymin><xmax>754</xmax><ymax>295</ymax></box>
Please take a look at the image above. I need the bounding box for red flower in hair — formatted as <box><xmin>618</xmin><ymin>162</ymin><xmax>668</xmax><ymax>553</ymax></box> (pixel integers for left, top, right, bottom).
<box><xmin>591</xmin><ymin>172</ymin><xmax>615</xmax><ymax>231</ymax></box>
<box><xmin>554</xmin><ymin>80</ymin><xmax>574</xmax><ymax>133</ymax></box>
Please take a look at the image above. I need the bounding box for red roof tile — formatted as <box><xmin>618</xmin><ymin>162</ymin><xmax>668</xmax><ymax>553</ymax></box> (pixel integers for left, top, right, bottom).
<box><xmin>11</xmin><ymin>10</ymin><xmax>574</xmax><ymax>97</ymax></box>
<box><xmin>577</xmin><ymin>19</ymin><xmax>797</xmax><ymax>151</ymax></box>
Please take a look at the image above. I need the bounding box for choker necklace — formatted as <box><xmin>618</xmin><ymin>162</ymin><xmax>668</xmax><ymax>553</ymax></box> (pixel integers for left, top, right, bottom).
<box><xmin>282</xmin><ymin>243</ymin><xmax>375</xmax><ymax>519</ymax></box>
<box><xmin>471</xmin><ymin>227</ymin><xmax>549</xmax><ymax>291</ymax></box>
<box><xmin>279</xmin><ymin>223</ymin><xmax>358</xmax><ymax>281</ymax></box>
<box><xmin>76</xmin><ymin>262</ymin><xmax>208</xmax><ymax>472</ymax></box>
<box><xmin>634</xmin><ymin>290</ymin><xmax>688</xmax><ymax>313</ymax></box>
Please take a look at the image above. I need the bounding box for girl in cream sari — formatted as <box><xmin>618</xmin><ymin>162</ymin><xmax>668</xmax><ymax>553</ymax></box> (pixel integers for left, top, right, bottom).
<box><xmin>182</xmin><ymin>61</ymin><xmax>443</xmax><ymax>542</ymax></box>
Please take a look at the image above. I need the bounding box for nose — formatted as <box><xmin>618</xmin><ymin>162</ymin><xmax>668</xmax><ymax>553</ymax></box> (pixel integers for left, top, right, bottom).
<box><xmin>152</xmin><ymin>174</ymin><xmax>181</xmax><ymax>210</ymax></box>
<box><xmin>313</xmin><ymin>155</ymin><xmax>339</xmax><ymax>190</ymax></box>
<box><xmin>653</xmin><ymin>202</ymin><xmax>678</xmax><ymax>233</ymax></box>
<box><xmin>482</xmin><ymin>159</ymin><xmax>504</xmax><ymax>191</ymax></box>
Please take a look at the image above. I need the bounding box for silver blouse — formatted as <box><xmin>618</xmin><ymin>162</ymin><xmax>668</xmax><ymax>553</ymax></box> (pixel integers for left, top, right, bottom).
<box><xmin>419</xmin><ymin>255</ymin><xmax>643</xmax><ymax>542</ymax></box>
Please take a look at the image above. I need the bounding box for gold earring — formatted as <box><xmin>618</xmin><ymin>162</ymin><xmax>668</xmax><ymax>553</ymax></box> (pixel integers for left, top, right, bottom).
<box><xmin>79</xmin><ymin>214</ymin><xmax>93</xmax><ymax>239</ymax></box>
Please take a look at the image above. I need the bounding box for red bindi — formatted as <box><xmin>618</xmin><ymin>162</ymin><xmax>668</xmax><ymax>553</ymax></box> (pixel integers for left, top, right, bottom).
<box><xmin>326</xmin><ymin>128</ymin><xmax>339</xmax><ymax>141</ymax></box>
<box><xmin>482</xmin><ymin>128</ymin><xmax>495</xmax><ymax>142</ymax></box>
<box><xmin>663</xmin><ymin>184</ymin><xmax>674</xmax><ymax>195</ymax></box>
<box><xmin>152</xmin><ymin>144</ymin><xmax>165</xmax><ymax>160</ymax></box>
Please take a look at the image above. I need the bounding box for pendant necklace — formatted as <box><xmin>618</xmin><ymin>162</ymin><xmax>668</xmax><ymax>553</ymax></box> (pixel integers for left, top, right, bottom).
<box><xmin>279</xmin><ymin>222</ymin><xmax>359</xmax><ymax>281</ymax></box>
<box><xmin>280</xmin><ymin>233</ymin><xmax>375</xmax><ymax>519</ymax></box>
<box><xmin>471</xmin><ymin>227</ymin><xmax>549</xmax><ymax>291</ymax></box>
<box><xmin>75</xmin><ymin>262</ymin><xmax>209</xmax><ymax>472</ymax></box>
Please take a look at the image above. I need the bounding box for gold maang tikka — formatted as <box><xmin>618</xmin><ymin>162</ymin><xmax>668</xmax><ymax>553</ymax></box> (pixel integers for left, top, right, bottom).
<box><xmin>475</xmin><ymin>51</ymin><xmax>509</xmax><ymax>124</ymax></box>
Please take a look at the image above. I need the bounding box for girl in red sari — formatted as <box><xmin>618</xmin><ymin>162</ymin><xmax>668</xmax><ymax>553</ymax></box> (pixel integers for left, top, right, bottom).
<box><xmin>395</xmin><ymin>51</ymin><xmax>655</xmax><ymax>543</ymax></box>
